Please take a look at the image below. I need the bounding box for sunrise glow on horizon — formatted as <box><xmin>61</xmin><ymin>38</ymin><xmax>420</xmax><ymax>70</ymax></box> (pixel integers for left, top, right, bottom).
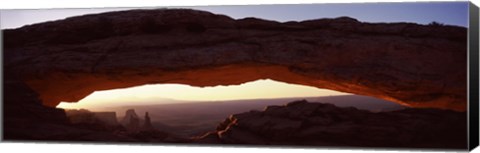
<box><xmin>56</xmin><ymin>79</ymin><xmax>350</xmax><ymax>110</ymax></box>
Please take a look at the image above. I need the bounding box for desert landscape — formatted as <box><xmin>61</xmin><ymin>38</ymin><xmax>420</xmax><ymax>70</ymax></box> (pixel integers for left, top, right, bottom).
<box><xmin>59</xmin><ymin>96</ymin><xmax>465</xmax><ymax>148</ymax></box>
<box><xmin>65</xmin><ymin>95</ymin><xmax>404</xmax><ymax>138</ymax></box>
<box><xmin>2</xmin><ymin>6</ymin><xmax>468</xmax><ymax>150</ymax></box>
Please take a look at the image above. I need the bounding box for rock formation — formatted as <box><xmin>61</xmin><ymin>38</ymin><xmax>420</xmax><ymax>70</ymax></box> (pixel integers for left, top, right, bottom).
<box><xmin>3</xmin><ymin>71</ymin><xmax>70</xmax><ymax>140</ymax></box>
<box><xmin>121</xmin><ymin>109</ymin><xmax>141</xmax><ymax>132</ymax></box>
<box><xmin>142</xmin><ymin>112</ymin><xmax>154</xmax><ymax>130</ymax></box>
<box><xmin>65</xmin><ymin>109</ymin><xmax>119</xmax><ymax>126</ymax></box>
<box><xmin>3</xmin><ymin>70</ymin><xmax>180</xmax><ymax>142</ymax></box>
<box><xmin>120</xmin><ymin>109</ymin><xmax>156</xmax><ymax>132</ymax></box>
<box><xmin>1</xmin><ymin>9</ymin><xmax>469</xmax><ymax>147</ymax></box>
<box><xmin>64</xmin><ymin>109</ymin><xmax>123</xmax><ymax>132</ymax></box>
<box><xmin>2</xmin><ymin>9</ymin><xmax>467</xmax><ymax>111</ymax></box>
<box><xmin>195</xmin><ymin>100</ymin><xmax>467</xmax><ymax>149</ymax></box>
<box><xmin>93</xmin><ymin>112</ymin><xmax>119</xmax><ymax>126</ymax></box>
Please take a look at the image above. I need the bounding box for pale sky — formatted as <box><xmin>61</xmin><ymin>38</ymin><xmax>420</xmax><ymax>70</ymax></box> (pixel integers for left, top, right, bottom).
<box><xmin>57</xmin><ymin>79</ymin><xmax>350</xmax><ymax>110</ymax></box>
<box><xmin>1</xmin><ymin>2</ymin><xmax>468</xmax><ymax>110</ymax></box>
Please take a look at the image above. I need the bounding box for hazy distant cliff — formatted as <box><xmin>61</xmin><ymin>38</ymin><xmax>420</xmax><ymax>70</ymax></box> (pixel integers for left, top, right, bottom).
<box><xmin>65</xmin><ymin>109</ymin><xmax>118</xmax><ymax>125</ymax></box>
<box><xmin>121</xmin><ymin>109</ymin><xmax>155</xmax><ymax>132</ymax></box>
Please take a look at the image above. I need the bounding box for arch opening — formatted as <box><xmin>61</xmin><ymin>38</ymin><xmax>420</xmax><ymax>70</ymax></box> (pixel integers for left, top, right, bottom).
<box><xmin>56</xmin><ymin>79</ymin><xmax>404</xmax><ymax>137</ymax></box>
<box><xmin>56</xmin><ymin>79</ymin><xmax>355</xmax><ymax>110</ymax></box>
<box><xmin>27</xmin><ymin>63</ymin><xmax>423</xmax><ymax>109</ymax></box>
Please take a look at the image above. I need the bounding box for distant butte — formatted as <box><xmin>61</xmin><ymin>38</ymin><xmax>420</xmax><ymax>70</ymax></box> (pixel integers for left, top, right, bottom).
<box><xmin>3</xmin><ymin>9</ymin><xmax>467</xmax><ymax>111</ymax></box>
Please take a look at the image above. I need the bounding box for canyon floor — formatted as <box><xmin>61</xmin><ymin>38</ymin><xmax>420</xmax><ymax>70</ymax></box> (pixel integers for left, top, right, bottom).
<box><xmin>108</xmin><ymin>95</ymin><xmax>405</xmax><ymax>137</ymax></box>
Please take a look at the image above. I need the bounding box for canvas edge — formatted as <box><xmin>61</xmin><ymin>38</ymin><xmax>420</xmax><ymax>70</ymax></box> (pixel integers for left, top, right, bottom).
<box><xmin>468</xmin><ymin>1</ymin><xmax>480</xmax><ymax>151</ymax></box>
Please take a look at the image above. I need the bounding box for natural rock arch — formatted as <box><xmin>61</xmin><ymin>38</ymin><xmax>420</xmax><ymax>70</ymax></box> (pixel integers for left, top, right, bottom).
<box><xmin>3</xmin><ymin>9</ymin><xmax>467</xmax><ymax>111</ymax></box>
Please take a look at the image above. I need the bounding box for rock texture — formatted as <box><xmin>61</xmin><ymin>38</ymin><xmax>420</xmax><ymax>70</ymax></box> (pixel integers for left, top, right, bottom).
<box><xmin>65</xmin><ymin>109</ymin><xmax>119</xmax><ymax>126</ymax></box>
<box><xmin>120</xmin><ymin>109</ymin><xmax>156</xmax><ymax>132</ymax></box>
<box><xmin>121</xmin><ymin>109</ymin><xmax>141</xmax><ymax>131</ymax></box>
<box><xmin>195</xmin><ymin>100</ymin><xmax>467</xmax><ymax>149</ymax></box>
<box><xmin>2</xmin><ymin>9</ymin><xmax>467</xmax><ymax>111</ymax></box>
<box><xmin>93</xmin><ymin>112</ymin><xmax>119</xmax><ymax>126</ymax></box>
<box><xmin>143</xmin><ymin>112</ymin><xmax>154</xmax><ymax>130</ymax></box>
<box><xmin>4</xmin><ymin>88</ymin><xmax>187</xmax><ymax>143</ymax></box>
<box><xmin>3</xmin><ymin>71</ymin><xmax>70</xmax><ymax>140</ymax></box>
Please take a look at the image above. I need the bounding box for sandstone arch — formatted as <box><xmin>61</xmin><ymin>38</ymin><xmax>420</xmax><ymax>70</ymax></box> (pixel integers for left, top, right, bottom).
<box><xmin>3</xmin><ymin>9</ymin><xmax>467</xmax><ymax>111</ymax></box>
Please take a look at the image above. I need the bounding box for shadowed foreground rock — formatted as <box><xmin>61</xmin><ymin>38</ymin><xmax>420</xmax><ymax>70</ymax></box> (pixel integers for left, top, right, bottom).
<box><xmin>3</xmin><ymin>72</ymin><xmax>186</xmax><ymax>142</ymax></box>
<box><xmin>195</xmin><ymin>100</ymin><xmax>467</xmax><ymax>149</ymax></box>
<box><xmin>3</xmin><ymin>9</ymin><xmax>467</xmax><ymax>111</ymax></box>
